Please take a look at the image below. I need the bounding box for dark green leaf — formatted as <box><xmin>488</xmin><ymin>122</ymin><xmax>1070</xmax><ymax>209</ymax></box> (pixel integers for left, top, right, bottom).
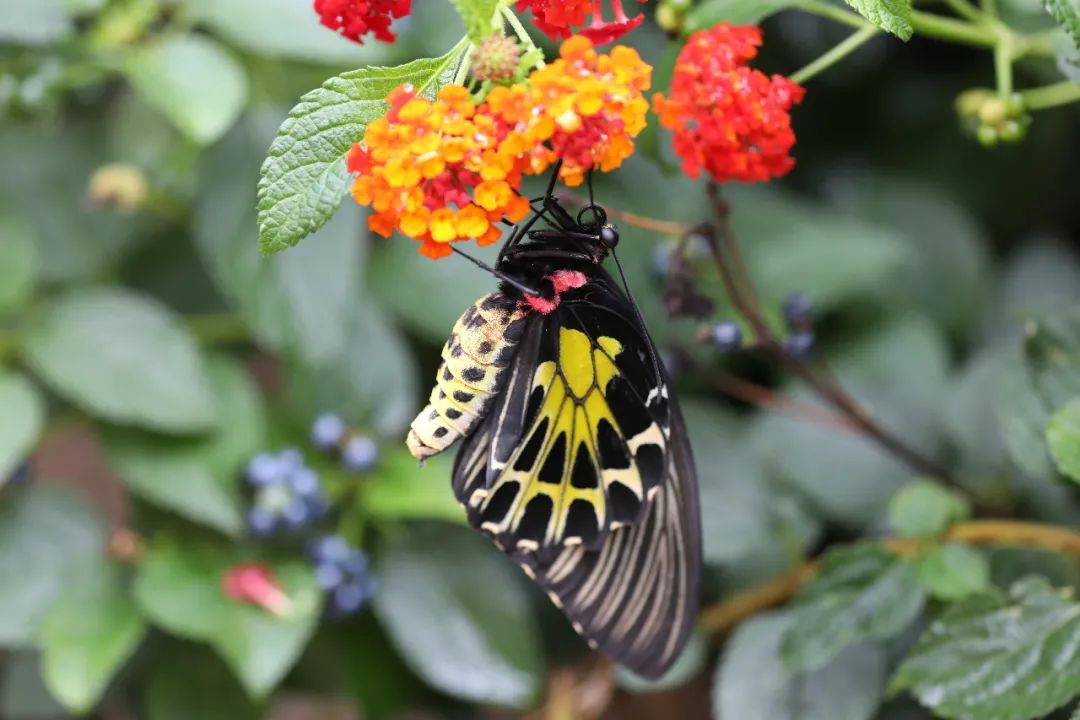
<box><xmin>0</xmin><ymin>372</ymin><xmax>44</xmax><ymax>485</ymax></box>
<box><xmin>373</xmin><ymin>523</ymin><xmax>542</xmax><ymax>707</ymax></box>
<box><xmin>1047</xmin><ymin>396</ymin><xmax>1080</xmax><ymax>482</ymax></box>
<box><xmin>782</xmin><ymin>545</ymin><xmax>926</xmax><ymax>673</ymax></box>
<box><xmin>888</xmin><ymin>481</ymin><xmax>971</xmax><ymax>538</ymax></box>
<box><xmin>104</xmin><ymin>356</ymin><xmax>266</xmax><ymax>535</ymax></box>
<box><xmin>686</xmin><ymin>0</ymin><xmax>809</xmax><ymax>31</ymax></box>
<box><xmin>362</xmin><ymin>449</ymin><xmax>465</xmax><ymax>523</ymax></box>
<box><xmin>915</xmin><ymin>543</ymin><xmax>990</xmax><ymax>601</ymax></box>
<box><xmin>257</xmin><ymin>48</ymin><xmax>466</xmax><ymax>255</ymax></box>
<box><xmin>144</xmin><ymin>644</ymin><xmax>260</xmax><ymax>720</ymax></box>
<box><xmin>891</xmin><ymin>577</ymin><xmax>1080</xmax><ymax>720</ymax></box>
<box><xmin>1043</xmin><ymin>0</ymin><xmax>1080</xmax><ymax>49</ymax></box>
<box><xmin>38</xmin><ymin>564</ymin><xmax>146</xmax><ymax>713</ymax></box>
<box><xmin>124</xmin><ymin>35</ymin><xmax>248</xmax><ymax>145</ymax></box>
<box><xmin>944</xmin><ymin>350</ymin><xmax>1010</xmax><ymax>478</ymax></box>
<box><xmin>715</xmin><ymin>612</ymin><xmax>886</xmax><ymax>720</ymax></box>
<box><xmin>21</xmin><ymin>288</ymin><xmax>216</xmax><ymax>433</ymax></box>
<box><xmin>0</xmin><ymin>486</ymin><xmax>107</xmax><ymax>645</ymax></box>
<box><xmin>133</xmin><ymin>543</ymin><xmax>321</xmax><ymax>697</ymax></box>
<box><xmin>0</xmin><ymin>208</ymin><xmax>37</xmax><ymax>311</ymax></box>
<box><xmin>0</xmin><ymin>652</ymin><xmax>68</xmax><ymax>720</ymax></box>
<box><xmin>844</xmin><ymin>0</ymin><xmax>913</xmax><ymax>39</ymax></box>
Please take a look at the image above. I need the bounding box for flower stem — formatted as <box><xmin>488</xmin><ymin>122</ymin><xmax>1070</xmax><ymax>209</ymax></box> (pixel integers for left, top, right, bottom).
<box><xmin>1021</xmin><ymin>80</ymin><xmax>1080</xmax><ymax>110</ymax></box>
<box><xmin>909</xmin><ymin>10</ymin><xmax>998</xmax><ymax>48</ymax></box>
<box><xmin>502</xmin><ymin>6</ymin><xmax>544</xmax><ymax>68</ymax></box>
<box><xmin>789</xmin><ymin>24</ymin><xmax>880</xmax><ymax>85</ymax></box>
<box><xmin>454</xmin><ymin>43</ymin><xmax>474</xmax><ymax>85</ymax></box>
<box><xmin>699</xmin><ymin>520</ymin><xmax>1080</xmax><ymax>636</ymax></box>
<box><xmin>942</xmin><ymin>0</ymin><xmax>988</xmax><ymax>24</ymax></box>
<box><xmin>799</xmin><ymin>0</ymin><xmax>873</xmax><ymax>30</ymax></box>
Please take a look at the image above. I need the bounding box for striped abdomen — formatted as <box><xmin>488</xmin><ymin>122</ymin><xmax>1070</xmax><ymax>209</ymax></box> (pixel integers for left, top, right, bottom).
<box><xmin>406</xmin><ymin>293</ymin><xmax>528</xmax><ymax>460</ymax></box>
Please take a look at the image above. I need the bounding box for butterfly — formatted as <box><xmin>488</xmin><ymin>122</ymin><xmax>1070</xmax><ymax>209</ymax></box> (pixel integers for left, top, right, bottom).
<box><xmin>406</xmin><ymin>175</ymin><xmax>701</xmax><ymax>679</ymax></box>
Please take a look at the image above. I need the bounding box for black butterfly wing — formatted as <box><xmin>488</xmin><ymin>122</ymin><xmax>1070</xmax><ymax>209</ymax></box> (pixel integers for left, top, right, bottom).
<box><xmin>452</xmin><ymin>269</ymin><xmax>702</xmax><ymax>678</ymax></box>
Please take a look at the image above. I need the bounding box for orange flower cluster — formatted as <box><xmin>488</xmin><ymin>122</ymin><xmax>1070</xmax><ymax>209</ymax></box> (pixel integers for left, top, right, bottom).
<box><xmin>347</xmin><ymin>37</ymin><xmax>651</xmax><ymax>258</ymax></box>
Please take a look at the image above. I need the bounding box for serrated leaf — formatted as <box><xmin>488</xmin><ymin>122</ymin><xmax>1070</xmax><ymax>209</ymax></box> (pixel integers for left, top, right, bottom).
<box><xmin>845</xmin><ymin>0</ymin><xmax>913</xmax><ymax>39</ymax></box>
<box><xmin>124</xmin><ymin>35</ymin><xmax>248</xmax><ymax>145</ymax></box>
<box><xmin>133</xmin><ymin>543</ymin><xmax>321</xmax><ymax>698</ymax></box>
<box><xmin>1048</xmin><ymin>396</ymin><xmax>1080</xmax><ymax>482</ymax></box>
<box><xmin>373</xmin><ymin>523</ymin><xmax>542</xmax><ymax>707</ymax></box>
<box><xmin>1043</xmin><ymin>0</ymin><xmax>1080</xmax><ymax>48</ymax></box>
<box><xmin>915</xmin><ymin>543</ymin><xmax>989</xmax><ymax>601</ymax></box>
<box><xmin>450</xmin><ymin>0</ymin><xmax>506</xmax><ymax>40</ymax></box>
<box><xmin>715</xmin><ymin>612</ymin><xmax>886</xmax><ymax>720</ymax></box>
<box><xmin>0</xmin><ymin>372</ymin><xmax>44</xmax><ymax>485</ymax></box>
<box><xmin>21</xmin><ymin>288</ymin><xmax>216</xmax><ymax>433</ymax></box>
<box><xmin>891</xmin><ymin>577</ymin><xmax>1080</xmax><ymax>720</ymax></box>
<box><xmin>686</xmin><ymin>0</ymin><xmax>809</xmax><ymax>31</ymax></box>
<box><xmin>38</xmin><ymin>565</ymin><xmax>146</xmax><ymax>713</ymax></box>
<box><xmin>888</xmin><ymin>481</ymin><xmax>971</xmax><ymax>538</ymax></box>
<box><xmin>0</xmin><ymin>486</ymin><xmax>107</xmax><ymax>645</ymax></box>
<box><xmin>257</xmin><ymin>47</ymin><xmax>466</xmax><ymax>255</ymax></box>
<box><xmin>782</xmin><ymin>545</ymin><xmax>926</xmax><ymax>673</ymax></box>
<box><xmin>104</xmin><ymin>356</ymin><xmax>266</xmax><ymax>535</ymax></box>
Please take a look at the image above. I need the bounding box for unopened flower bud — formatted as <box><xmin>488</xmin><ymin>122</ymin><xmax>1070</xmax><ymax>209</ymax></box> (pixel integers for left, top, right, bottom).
<box><xmin>87</xmin><ymin>163</ymin><xmax>148</xmax><ymax>213</ymax></box>
<box><xmin>472</xmin><ymin>34</ymin><xmax>521</xmax><ymax>84</ymax></box>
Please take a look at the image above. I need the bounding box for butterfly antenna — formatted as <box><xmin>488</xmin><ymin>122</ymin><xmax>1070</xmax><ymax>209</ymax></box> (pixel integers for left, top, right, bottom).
<box><xmin>450</xmin><ymin>245</ymin><xmax>540</xmax><ymax>296</ymax></box>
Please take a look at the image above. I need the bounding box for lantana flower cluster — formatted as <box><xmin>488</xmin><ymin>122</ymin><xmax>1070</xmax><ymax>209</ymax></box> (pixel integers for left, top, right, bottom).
<box><xmin>347</xmin><ymin>36</ymin><xmax>651</xmax><ymax>258</ymax></box>
<box><xmin>653</xmin><ymin>23</ymin><xmax>806</xmax><ymax>183</ymax></box>
<box><xmin>516</xmin><ymin>0</ymin><xmax>647</xmax><ymax>44</ymax></box>
<box><xmin>314</xmin><ymin>0</ymin><xmax>411</xmax><ymax>44</ymax></box>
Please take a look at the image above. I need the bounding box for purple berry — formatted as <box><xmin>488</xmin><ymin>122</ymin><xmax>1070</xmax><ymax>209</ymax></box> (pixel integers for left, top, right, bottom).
<box><xmin>247</xmin><ymin>506</ymin><xmax>277</xmax><ymax>537</ymax></box>
<box><xmin>309</xmin><ymin>535</ymin><xmax>351</xmax><ymax>565</ymax></box>
<box><xmin>281</xmin><ymin>500</ymin><xmax>310</xmax><ymax>529</ymax></box>
<box><xmin>711</xmin><ymin>322</ymin><xmax>742</xmax><ymax>351</ymax></box>
<box><xmin>244</xmin><ymin>453</ymin><xmax>280</xmax><ymax>487</ymax></box>
<box><xmin>341</xmin><ymin>436</ymin><xmax>379</xmax><ymax>473</ymax></box>
<box><xmin>782</xmin><ymin>293</ymin><xmax>813</xmax><ymax>327</ymax></box>
<box><xmin>330</xmin><ymin>580</ymin><xmax>370</xmax><ymax>616</ymax></box>
<box><xmin>311</xmin><ymin>413</ymin><xmax>346</xmax><ymax>450</ymax></box>
<box><xmin>276</xmin><ymin>448</ymin><xmax>304</xmax><ymax>475</ymax></box>
<box><xmin>314</xmin><ymin>561</ymin><xmax>345</xmax><ymax>590</ymax></box>
<box><xmin>289</xmin><ymin>468</ymin><xmax>320</xmax><ymax>497</ymax></box>
<box><xmin>786</xmin><ymin>331</ymin><xmax>816</xmax><ymax>359</ymax></box>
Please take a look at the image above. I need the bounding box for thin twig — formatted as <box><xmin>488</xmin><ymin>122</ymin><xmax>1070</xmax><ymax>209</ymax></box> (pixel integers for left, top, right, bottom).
<box><xmin>699</xmin><ymin>520</ymin><xmax>1080</xmax><ymax>636</ymax></box>
<box><xmin>558</xmin><ymin>191</ymin><xmax>691</xmax><ymax>236</ymax></box>
<box><xmin>703</xmin><ymin>183</ymin><xmax>959</xmax><ymax>486</ymax></box>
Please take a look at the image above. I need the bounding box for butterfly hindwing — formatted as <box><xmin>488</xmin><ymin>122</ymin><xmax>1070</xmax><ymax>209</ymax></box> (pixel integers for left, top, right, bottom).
<box><xmin>450</xmin><ymin>267</ymin><xmax>701</xmax><ymax>678</ymax></box>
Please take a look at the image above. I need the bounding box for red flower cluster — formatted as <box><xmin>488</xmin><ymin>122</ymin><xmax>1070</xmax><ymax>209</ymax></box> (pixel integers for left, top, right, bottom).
<box><xmin>653</xmin><ymin>24</ymin><xmax>805</xmax><ymax>183</ymax></box>
<box><xmin>314</xmin><ymin>0</ymin><xmax>412</xmax><ymax>44</ymax></box>
<box><xmin>517</xmin><ymin>0</ymin><xmax>646</xmax><ymax>44</ymax></box>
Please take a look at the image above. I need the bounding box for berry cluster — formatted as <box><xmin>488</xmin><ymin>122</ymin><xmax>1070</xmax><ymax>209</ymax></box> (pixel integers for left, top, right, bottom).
<box><xmin>244</xmin><ymin>449</ymin><xmax>330</xmax><ymax>537</ymax></box>
<box><xmin>653</xmin><ymin>23</ymin><xmax>805</xmax><ymax>184</ymax></box>
<box><xmin>309</xmin><ymin>535</ymin><xmax>378</xmax><ymax>618</ymax></box>
<box><xmin>707</xmin><ymin>293</ymin><xmax>815</xmax><ymax>358</ymax></box>
<box><xmin>955</xmin><ymin>89</ymin><xmax>1030</xmax><ymax>146</ymax></box>
<box><xmin>310</xmin><ymin>413</ymin><xmax>381</xmax><ymax>473</ymax></box>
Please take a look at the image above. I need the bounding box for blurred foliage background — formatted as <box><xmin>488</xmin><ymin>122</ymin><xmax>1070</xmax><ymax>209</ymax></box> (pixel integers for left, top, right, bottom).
<box><xmin>1</xmin><ymin>0</ymin><xmax>1080</xmax><ymax>718</ymax></box>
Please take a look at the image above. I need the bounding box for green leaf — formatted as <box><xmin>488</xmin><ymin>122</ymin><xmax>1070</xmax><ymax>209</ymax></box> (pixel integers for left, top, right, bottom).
<box><xmin>782</xmin><ymin>544</ymin><xmax>926</xmax><ymax>673</ymax></box>
<box><xmin>257</xmin><ymin>47</ymin><xmax>466</xmax><ymax>255</ymax></box>
<box><xmin>915</xmin><ymin>543</ymin><xmax>990</xmax><ymax>601</ymax></box>
<box><xmin>124</xmin><ymin>35</ymin><xmax>248</xmax><ymax>145</ymax></box>
<box><xmin>133</xmin><ymin>543</ymin><xmax>321</xmax><ymax>698</ymax></box>
<box><xmin>373</xmin><ymin>523</ymin><xmax>543</xmax><ymax>707</ymax></box>
<box><xmin>449</xmin><ymin>0</ymin><xmax>506</xmax><ymax>40</ymax></box>
<box><xmin>844</xmin><ymin>0</ymin><xmax>913</xmax><ymax>39</ymax></box>
<box><xmin>1043</xmin><ymin>0</ymin><xmax>1080</xmax><ymax>49</ymax></box>
<box><xmin>1048</xmin><ymin>396</ymin><xmax>1080</xmax><ymax>482</ymax></box>
<box><xmin>362</xmin><ymin>450</ymin><xmax>465</xmax><ymax>523</ymax></box>
<box><xmin>686</xmin><ymin>0</ymin><xmax>809</xmax><ymax>30</ymax></box>
<box><xmin>21</xmin><ymin>288</ymin><xmax>216</xmax><ymax>433</ymax></box>
<box><xmin>715</xmin><ymin>612</ymin><xmax>886</xmax><ymax>720</ymax></box>
<box><xmin>888</xmin><ymin>481</ymin><xmax>971</xmax><ymax>538</ymax></box>
<box><xmin>144</xmin><ymin>644</ymin><xmax>260</xmax><ymax>720</ymax></box>
<box><xmin>0</xmin><ymin>372</ymin><xmax>44</xmax><ymax>485</ymax></box>
<box><xmin>0</xmin><ymin>0</ymin><xmax>72</xmax><ymax>43</ymax></box>
<box><xmin>0</xmin><ymin>486</ymin><xmax>107</xmax><ymax>645</ymax></box>
<box><xmin>0</xmin><ymin>652</ymin><xmax>68</xmax><ymax>720</ymax></box>
<box><xmin>186</xmin><ymin>0</ymin><xmax>393</xmax><ymax>63</ymax></box>
<box><xmin>38</xmin><ymin>564</ymin><xmax>146</xmax><ymax>713</ymax></box>
<box><xmin>998</xmin><ymin>309</ymin><xmax>1080</xmax><ymax>480</ymax></box>
<box><xmin>616</xmin><ymin>633</ymin><xmax>708</xmax><ymax>693</ymax></box>
<box><xmin>891</xmin><ymin>577</ymin><xmax>1080</xmax><ymax>720</ymax></box>
<box><xmin>104</xmin><ymin>356</ymin><xmax>266</xmax><ymax>535</ymax></box>
<box><xmin>0</xmin><ymin>208</ymin><xmax>38</xmax><ymax>311</ymax></box>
